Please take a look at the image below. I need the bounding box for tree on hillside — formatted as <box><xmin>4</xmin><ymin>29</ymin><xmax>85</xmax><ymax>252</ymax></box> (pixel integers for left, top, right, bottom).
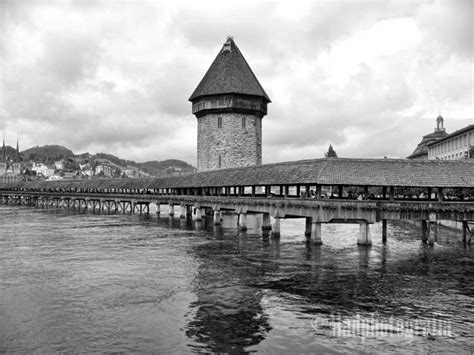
<box><xmin>325</xmin><ymin>145</ymin><xmax>338</xmax><ymax>158</ymax></box>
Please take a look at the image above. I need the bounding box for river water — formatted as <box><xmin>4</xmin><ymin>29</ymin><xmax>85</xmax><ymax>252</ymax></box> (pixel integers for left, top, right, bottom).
<box><xmin>0</xmin><ymin>205</ymin><xmax>473</xmax><ymax>353</ymax></box>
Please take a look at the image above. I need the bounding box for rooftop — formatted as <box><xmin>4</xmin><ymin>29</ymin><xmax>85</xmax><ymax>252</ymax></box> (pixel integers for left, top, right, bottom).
<box><xmin>427</xmin><ymin>124</ymin><xmax>474</xmax><ymax>146</ymax></box>
<box><xmin>189</xmin><ymin>37</ymin><xmax>271</xmax><ymax>102</ymax></box>
<box><xmin>2</xmin><ymin>158</ymin><xmax>473</xmax><ymax>190</ymax></box>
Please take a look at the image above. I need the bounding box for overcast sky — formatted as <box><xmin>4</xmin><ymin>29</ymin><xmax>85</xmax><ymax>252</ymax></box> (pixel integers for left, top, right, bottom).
<box><xmin>1</xmin><ymin>0</ymin><xmax>472</xmax><ymax>165</ymax></box>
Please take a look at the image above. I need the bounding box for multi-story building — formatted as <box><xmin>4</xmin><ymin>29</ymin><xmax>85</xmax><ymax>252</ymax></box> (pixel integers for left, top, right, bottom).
<box><xmin>427</xmin><ymin>124</ymin><xmax>474</xmax><ymax>160</ymax></box>
<box><xmin>407</xmin><ymin>115</ymin><xmax>448</xmax><ymax>159</ymax></box>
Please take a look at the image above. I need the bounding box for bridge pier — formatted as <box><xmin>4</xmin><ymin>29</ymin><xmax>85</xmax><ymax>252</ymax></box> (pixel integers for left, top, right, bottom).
<box><xmin>238</xmin><ymin>213</ymin><xmax>247</xmax><ymax>231</ymax></box>
<box><xmin>262</xmin><ymin>213</ymin><xmax>272</xmax><ymax>231</ymax></box>
<box><xmin>271</xmin><ymin>217</ymin><xmax>281</xmax><ymax>238</ymax></box>
<box><xmin>193</xmin><ymin>206</ymin><xmax>202</xmax><ymax>220</ymax></box>
<box><xmin>180</xmin><ymin>205</ymin><xmax>187</xmax><ymax>218</ymax></box>
<box><xmin>309</xmin><ymin>221</ymin><xmax>322</xmax><ymax>245</ymax></box>
<box><xmin>213</xmin><ymin>210</ymin><xmax>221</xmax><ymax>225</ymax></box>
<box><xmin>186</xmin><ymin>205</ymin><xmax>193</xmax><ymax>217</ymax></box>
<box><xmin>428</xmin><ymin>223</ymin><xmax>436</xmax><ymax>245</ymax></box>
<box><xmin>357</xmin><ymin>221</ymin><xmax>372</xmax><ymax>246</ymax></box>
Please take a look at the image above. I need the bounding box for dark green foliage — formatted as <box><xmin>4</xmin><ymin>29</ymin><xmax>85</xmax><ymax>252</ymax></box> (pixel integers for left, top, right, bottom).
<box><xmin>22</xmin><ymin>145</ymin><xmax>74</xmax><ymax>164</ymax></box>
<box><xmin>325</xmin><ymin>145</ymin><xmax>338</xmax><ymax>158</ymax></box>
<box><xmin>18</xmin><ymin>144</ymin><xmax>196</xmax><ymax>177</ymax></box>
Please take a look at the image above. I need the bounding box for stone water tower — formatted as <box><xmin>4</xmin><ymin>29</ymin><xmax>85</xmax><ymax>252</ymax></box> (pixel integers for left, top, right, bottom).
<box><xmin>189</xmin><ymin>36</ymin><xmax>271</xmax><ymax>172</ymax></box>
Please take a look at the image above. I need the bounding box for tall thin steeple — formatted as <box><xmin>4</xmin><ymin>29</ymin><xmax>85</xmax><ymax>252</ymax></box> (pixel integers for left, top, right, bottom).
<box><xmin>16</xmin><ymin>134</ymin><xmax>19</xmax><ymax>163</ymax></box>
<box><xmin>2</xmin><ymin>132</ymin><xmax>5</xmax><ymax>161</ymax></box>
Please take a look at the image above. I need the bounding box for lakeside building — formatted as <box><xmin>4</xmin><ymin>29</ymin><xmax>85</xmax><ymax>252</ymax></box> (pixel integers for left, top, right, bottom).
<box><xmin>407</xmin><ymin>115</ymin><xmax>473</xmax><ymax>160</ymax></box>
<box><xmin>427</xmin><ymin>124</ymin><xmax>474</xmax><ymax>160</ymax></box>
<box><xmin>407</xmin><ymin>115</ymin><xmax>448</xmax><ymax>159</ymax></box>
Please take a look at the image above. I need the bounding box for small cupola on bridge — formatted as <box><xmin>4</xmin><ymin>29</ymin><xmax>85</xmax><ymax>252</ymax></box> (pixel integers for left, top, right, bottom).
<box><xmin>189</xmin><ymin>36</ymin><xmax>271</xmax><ymax>172</ymax></box>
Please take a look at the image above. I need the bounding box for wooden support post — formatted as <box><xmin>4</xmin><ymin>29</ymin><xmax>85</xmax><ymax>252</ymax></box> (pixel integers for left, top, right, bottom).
<box><xmin>316</xmin><ymin>185</ymin><xmax>322</xmax><ymax>199</ymax></box>
<box><xmin>265</xmin><ymin>186</ymin><xmax>271</xmax><ymax>197</ymax></box>
<box><xmin>156</xmin><ymin>203</ymin><xmax>161</xmax><ymax>214</ymax></box>
<box><xmin>238</xmin><ymin>213</ymin><xmax>247</xmax><ymax>231</ymax></box>
<box><xmin>437</xmin><ymin>187</ymin><xmax>443</xmax><ymax>202</ymax></box>
<box><xmin>421</xmin><ymin>220</ymin><xmax>428</xmax><ymax>243</ymax></box>
<box><xmin>427</xmin><ymin>187</ymin><xmax>432</xmax><ymax>200</ymax></box>
<box><xmin>251</xmin><ymin>186</ymin><xmax>256</xmax><ymax>198</ymax></box>
<box><xmin>338</xmin><ymin>185</ymin><xmax>343</xmax><ymax>199</ymax></box>
<box><xmin>382</xmin><ymin>186</ymin><xmax>387</xmax><ymax>199</ymax></box>
<box><xmin>262</xmin><ymin>213</ymin><xmax>272</xmax><ymax>230</ymax></box>
<box><xmin>305</xmin><ymin>217</ymin><xmax>312</xmax><ymax>237</ymax></box>
<box><xmin>296</xmin><ymin>185</ymin><xmax>301</xmax><ymax>198</ymax></box>
<box><xmin>382</xmin><ymin>219</ymin><xmax>387</xmax><ymax>243</ymax></box>
<box><xmin>462</xmin><ymin>221</ymin><xmax>469</xmax><ymax>244</ymax></box>
<box><xmin>358</xmin><ymin>221</ymin><xmax>372</xmax><ymax>245</ymax></box>
<box><xmin>389</xmin><ymin>186</ymin><xmax>395</xmax><ymax>201</ymax></box>
<box><xmin>168</xmin><ymin>203</ymin><xmax>174</xmax><ymax>216</ymax></box>
<box><xmin>284</xmin><ymin>185</ymin><xmax>289</xmax><ymax>198</ymax></box>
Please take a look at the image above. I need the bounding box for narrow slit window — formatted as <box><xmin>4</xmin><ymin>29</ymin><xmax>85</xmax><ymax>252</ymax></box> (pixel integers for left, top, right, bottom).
<box><xmin>218</xmin><ymin>155</ymin><xmax>222</xmax><ymax>168</ymax></box>
<box><xmin>218</xmin><ymin>117</ymin><xmax>222</xmax><ymax>128</ymax></box>
<box><xmin>242</xmin><ymin>117</ymin><xmax>246</xmax><ymax>129</ymax></box>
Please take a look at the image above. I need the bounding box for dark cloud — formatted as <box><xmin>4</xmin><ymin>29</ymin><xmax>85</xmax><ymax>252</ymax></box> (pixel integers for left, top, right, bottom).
<box><xmin>1</xmin><ymin>0</ymin><xmax>472</xmax><ymax>166</ymax></box>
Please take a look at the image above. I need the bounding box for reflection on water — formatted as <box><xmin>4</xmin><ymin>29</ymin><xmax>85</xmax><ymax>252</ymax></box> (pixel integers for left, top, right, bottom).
<box><xmin>0</xmin><ymin>206</ymin><xmax>472</xmax><ymax>353</ymax></box>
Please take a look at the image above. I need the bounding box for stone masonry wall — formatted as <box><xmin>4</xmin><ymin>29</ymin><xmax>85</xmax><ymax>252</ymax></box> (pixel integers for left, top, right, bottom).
<box><xmin>197</xmin><ymin>113</ymin><xmax>262</xmax><ymax>171</ymax></box>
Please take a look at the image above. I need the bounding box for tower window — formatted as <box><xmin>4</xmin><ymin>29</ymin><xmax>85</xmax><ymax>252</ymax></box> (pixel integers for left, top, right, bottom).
<box><xmin>218</xmin><ymin>117</ymin><xmax>222</xmax><ymax>128</ymax></box>
<box><xmin>242</xmin><ymin>117</ymin><xmax>246</xmax><ymax>129</ymax></box>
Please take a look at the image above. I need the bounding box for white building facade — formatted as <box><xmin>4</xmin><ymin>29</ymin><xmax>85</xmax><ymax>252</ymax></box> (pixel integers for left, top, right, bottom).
<box><xmin>427</xmin><ymin>125</ymin><xmax>474</xmax><ymax>160</ymax></box>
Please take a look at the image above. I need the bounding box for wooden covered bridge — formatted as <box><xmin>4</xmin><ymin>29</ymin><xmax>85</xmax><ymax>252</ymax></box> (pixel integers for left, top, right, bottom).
<box><xmin>1</xmin><ymin>158</ymin><xmax>473</xmax><ymax>245</ymax></box>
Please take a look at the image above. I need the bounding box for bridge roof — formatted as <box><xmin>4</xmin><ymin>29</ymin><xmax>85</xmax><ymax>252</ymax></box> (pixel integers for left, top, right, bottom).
<box><xmin>155</xmin><ymin>158</ymin><xmax>473</xmax><ymax>188</ymax></box>
<box><xmin>1</xmin><ymin>158</ymin><xmax>473</xmax><ymax>190</ymax></box>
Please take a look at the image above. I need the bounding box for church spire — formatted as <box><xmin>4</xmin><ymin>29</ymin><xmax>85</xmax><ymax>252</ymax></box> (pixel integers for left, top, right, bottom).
<box><xmin>16</xmin><ymin>134</ymin><xmax>19</xmax><ymax>163</ymax></box>
<box><xmin>2</xmin><ymin>132</ymin><xmax>5</xmax><ymax>160</ymax></box>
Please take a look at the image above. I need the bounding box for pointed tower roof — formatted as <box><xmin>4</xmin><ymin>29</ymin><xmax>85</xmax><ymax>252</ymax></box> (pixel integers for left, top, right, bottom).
<box><xmin>2</xmin><ymin>132</ymin><xmax>5</xmax><ymax>161</ymax></box>
<box><xmin>189</xmin><ymin>36</ymin><xmax>271</xmax><ymax>103</ymax></box>
<box><xmin>16</xmin><ymin>135</ymin><xmax>19</xmax><ymax>163</ymax></box>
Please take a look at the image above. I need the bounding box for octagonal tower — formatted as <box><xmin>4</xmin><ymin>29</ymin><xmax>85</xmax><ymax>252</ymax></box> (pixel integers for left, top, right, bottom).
<box><xmin>189</xmin><ymin>36</ymin><xmax>271</xmax><ymax>172</ymax></box>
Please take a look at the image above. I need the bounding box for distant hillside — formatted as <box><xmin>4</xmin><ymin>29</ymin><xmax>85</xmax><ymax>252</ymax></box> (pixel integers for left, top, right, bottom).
<box><xmin>17</xmin><ymin>144</ymin><xmax>195</xmax><ymax>176</ymax></box>
<box><xmin>136</xmin><ymin>159</ymin><xmax>196</xmax><ymax>176</ymax></box>
<box><xmin>91</xmin><ymin>153</ymin><xmax>137</xmax><ymax>167</ymax></box>
<box><xmin>21</xmin><ymin>145</ymin><xmax>74</xmax><ymax>164</ymax></box>
<box><xmin>1</xmin><ymin>145</ymin><xmax>17</xmax><ymax>160</ymax></box>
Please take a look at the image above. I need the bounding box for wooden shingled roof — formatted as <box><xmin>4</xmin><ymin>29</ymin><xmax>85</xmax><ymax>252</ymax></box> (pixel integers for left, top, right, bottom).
<box><xmin>188</xmin><ymin>37</ymin><xmax>271</xmax><ymax>102</ymax></box>
<box><xmin>153</xmin><ymin>158</ymin><xmax>474</xmax><ymax>188</ymax></box>
<box><xmin>1</xmin><ymin>159</ymin><xmax>473</xmax><ymax>190</ymax></box>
